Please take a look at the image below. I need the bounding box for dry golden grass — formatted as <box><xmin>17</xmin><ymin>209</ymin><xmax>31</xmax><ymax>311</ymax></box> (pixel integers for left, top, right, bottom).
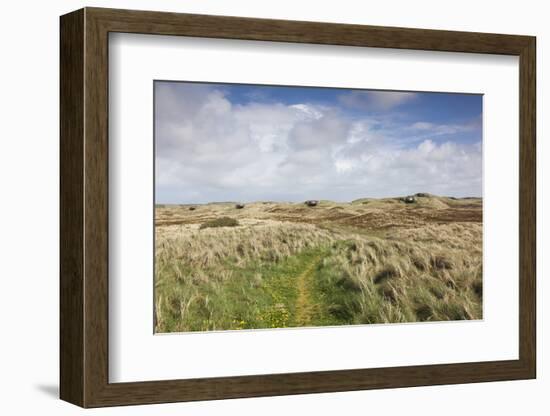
<box><xmin>155</xmin><ymin>195</ymin><xmax>482</xmax><ymax>332</ymax></box>
<box><xmin>157</xmin><ymin>220</ymin><xmax>335</xmax><ymax>270</ymax></box>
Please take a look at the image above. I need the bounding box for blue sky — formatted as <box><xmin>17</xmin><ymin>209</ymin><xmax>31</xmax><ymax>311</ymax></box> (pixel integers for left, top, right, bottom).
<box><xmin>226</xmin><ymin>84</ymin><xmax>480</xmax><ymax>128</ymax></box>
<box><xmin>155</xmin><ymin>81</ymin><xmax>482</xmax><ymax>203</ymax></box>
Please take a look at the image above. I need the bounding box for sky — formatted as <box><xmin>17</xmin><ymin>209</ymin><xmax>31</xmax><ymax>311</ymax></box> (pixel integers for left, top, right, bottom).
<box><xmin>155</xmin><ymin>81</ymin><xmax>482</xmax><ymax>204</ymax></box>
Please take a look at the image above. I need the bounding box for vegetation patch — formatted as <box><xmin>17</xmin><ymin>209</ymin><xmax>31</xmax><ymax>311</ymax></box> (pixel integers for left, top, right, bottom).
<box><xmin>155</xmin><ymin>197</ymin><xmax>483</xmax><ymax>332</ymax></box>
<box><xmin>199</xmin><ymin>217</ymin><xmax>239</xmax><ymax>230</ymax></box>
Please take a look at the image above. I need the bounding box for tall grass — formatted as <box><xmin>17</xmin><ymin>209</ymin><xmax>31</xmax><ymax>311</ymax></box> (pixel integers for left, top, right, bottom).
<box><xmin>155</xmin><ymin>218</ymin><xmax>482</xmax><ymax>332</ymax></box>
<box><xmin>155</xmin><ymin>222</ymin><xmax>336</xmax><ymax>332</ymax></box>
<box><xmin>314</xmin><ymin>224</ymin><xmax>482</xmax><ymax>325</ymax></box>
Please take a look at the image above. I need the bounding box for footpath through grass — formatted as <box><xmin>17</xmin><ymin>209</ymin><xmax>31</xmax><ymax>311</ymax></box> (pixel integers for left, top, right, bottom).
<box><xmin>219</xmin><ymin>246</ymin><xmax>347</xmax><ymax>330</ymax></box>
<box><xmin>156</xmin><ymin>245</ymin><xmax>351</xmax><ymax>332</ymax></box>
<box><xmin>294</xmin><ymin>254</ymin><xmax>322</xmax><ymax>326</ymax></box>
<box><xmin>156</xmin><ymin>231</ymin><xmax>482</xmax><ymax>333</ymax></box>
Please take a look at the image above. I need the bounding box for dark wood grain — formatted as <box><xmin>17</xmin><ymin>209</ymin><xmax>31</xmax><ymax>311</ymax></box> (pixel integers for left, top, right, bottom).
<box><xmin>518</xmin><ymin>38</ymin><xmax>537</xmax><ymax>376</ymax></box>
<box><xmin>60</xmin><ymin>7</ymin><xmax>537</xmax><ymax>408</ymax></box>
<box><xmin>83</xmin><ymin>10</ymin><xmax>110</xmax><ymax>406</ymax></box>
<box><xmin>59</xmin><ymin>8</ymin><xmax>84</xmax><ymax>406</ymax></box>
<box><xmin>89</xmin><ymin>7</ymin><xmax>532</xmax><ymax>54</ymax></box>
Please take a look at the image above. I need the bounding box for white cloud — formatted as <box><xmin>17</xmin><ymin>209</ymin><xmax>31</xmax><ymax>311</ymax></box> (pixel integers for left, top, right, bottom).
<box><xmin>339</xmin><ymin>90</ymin><xmax>417</xmax><ymax>111</ymax></box>
<box><xmin>410</xmin><ymin>119</ymin><xmax>481</xmax><ymax>136</ymax></box>
<box><xmin>290</xmin><ymin>104</ymin><xmax>323</xmax><ymax>120</ymax></box>
<box><xmin>155</xmin><ymin>84</ymin><xmax>481</xmax><ymax>203</ymax></box>
<box><xmin>411</xmin><ymin>121</ymin><xmax>434</xmax><ymax>130</ymax></box>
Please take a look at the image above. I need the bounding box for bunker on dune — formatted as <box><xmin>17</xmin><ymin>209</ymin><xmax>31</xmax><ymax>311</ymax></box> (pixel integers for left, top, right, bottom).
<box><xmin>401</xmin><ymin>196</ymin><xmax>417</xmax><ymax>204</ymax></box>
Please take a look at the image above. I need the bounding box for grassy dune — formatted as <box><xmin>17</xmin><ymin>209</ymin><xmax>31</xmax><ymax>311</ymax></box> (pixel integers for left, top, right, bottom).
<box><xmin>155</xmin><ymin>195</ymin><xmax>482</xmax><ymax>332</ymax></box>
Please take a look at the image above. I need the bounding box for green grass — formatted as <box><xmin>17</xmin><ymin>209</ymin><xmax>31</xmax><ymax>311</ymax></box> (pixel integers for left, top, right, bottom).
<box><xmin>154</xmin><ymin>203</ymin><xmax>483</xmax><ymax>332</ymax></box>
<box><xmin>311</xmin><ymin>237</ymin><xmax>482</xmax><ymax>325</ymax></box>
<box><xmin>156</xmin><ymin>233</ymin><xmax>482</xmax><ymax>331</ymax></box>
<box><xmin>155</xmin><ymin>246</ymin><xmax>350</xmax><ymax>332</ymax></box>
<box><xmin>199</xmin><ymin>217</ymin><xmax>239</xmax><ymax>230</ymax></box>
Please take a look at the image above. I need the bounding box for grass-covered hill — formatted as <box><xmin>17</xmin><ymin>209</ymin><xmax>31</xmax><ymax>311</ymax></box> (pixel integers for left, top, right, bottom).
<box><xmin>154</xmin><ymin>194</ymin><xmax>482</xmax><ymax>332</ymax></box>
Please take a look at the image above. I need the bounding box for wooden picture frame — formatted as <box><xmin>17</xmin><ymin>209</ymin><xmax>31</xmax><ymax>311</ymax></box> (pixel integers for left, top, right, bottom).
<box><xmin>60</xmin><ymin>7</ymin><xmax>536</xmax><ymax>408</ymax></box>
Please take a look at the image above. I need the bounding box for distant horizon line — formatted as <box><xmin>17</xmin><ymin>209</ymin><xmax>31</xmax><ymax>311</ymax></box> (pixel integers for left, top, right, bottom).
<box><xmin>155</xmin><ymin>194</ymin><xmax>483</xmax><ymax>205</ymax></box>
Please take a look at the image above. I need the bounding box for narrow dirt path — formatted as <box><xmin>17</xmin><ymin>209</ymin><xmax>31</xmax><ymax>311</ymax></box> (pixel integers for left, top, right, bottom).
<box><xmin>295</xmin><ymin>254</ymin><xmax>322</xmax><ymax>326</ymax></box>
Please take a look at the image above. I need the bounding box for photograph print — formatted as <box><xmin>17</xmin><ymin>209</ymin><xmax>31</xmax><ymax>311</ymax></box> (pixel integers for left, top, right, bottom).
<box><xmin>154</xmin><ymin>81</ymin><xmax>483</xmax><ymax>333</ymax></box>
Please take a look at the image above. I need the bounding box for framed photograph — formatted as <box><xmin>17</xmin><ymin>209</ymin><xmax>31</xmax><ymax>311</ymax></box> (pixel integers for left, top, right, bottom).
<box><xmin>60</xmin><ymin>7</ymin><xmax>536</xmax><ymax>407</ymax></box>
